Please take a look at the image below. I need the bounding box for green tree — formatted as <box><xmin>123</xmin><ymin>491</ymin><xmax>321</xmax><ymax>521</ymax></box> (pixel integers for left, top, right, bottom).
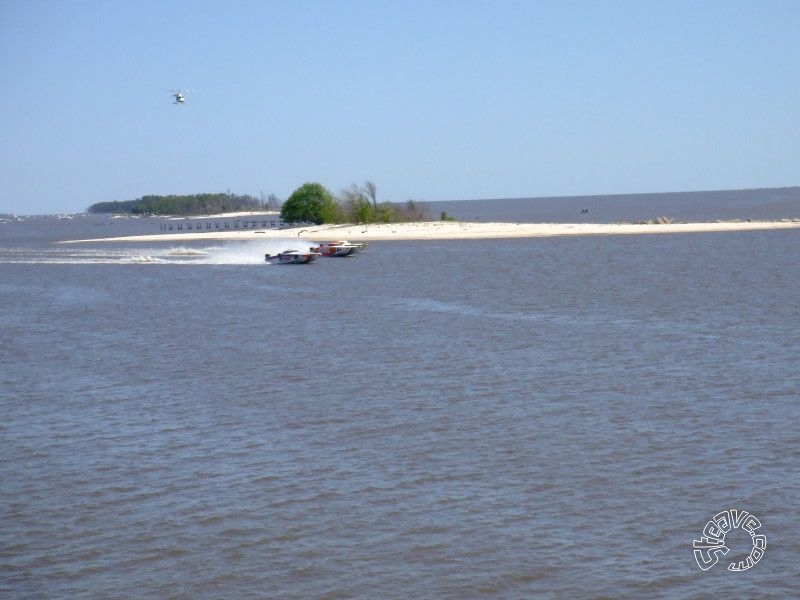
<box><xmin>280</xmin><ymin>182</ymin><xmax>338</xmax><ymax>224</ymax></box>
<box><xmin>374</xmin><ymin>202</ymin><xmax>397</xmax><ymax>222</ymax></box>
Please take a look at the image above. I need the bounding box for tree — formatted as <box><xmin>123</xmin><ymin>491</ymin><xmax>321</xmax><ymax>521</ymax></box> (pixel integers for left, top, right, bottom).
<box><xmin>364</xmin><ymin>180</ymin><xmax>377</xmax><ymax>212</ymax></box>
<box><xmin>280</xmin><ymin>182</ymin><xmax>338</xmax><ymax>224</ymax></box>
<box><xmin>340</xmin><ymin>183</ymin><xmax>371</xmax><ymax>223</ymax></box>
<box><xmin>405</xmin><ymin>199</ymin><xmax>426</xmax><ymax>221</ymax></box>
<box><xmin>266</xmin><ymin>193</ymin><xmax>281</xmax><ymax>211</ymax></box>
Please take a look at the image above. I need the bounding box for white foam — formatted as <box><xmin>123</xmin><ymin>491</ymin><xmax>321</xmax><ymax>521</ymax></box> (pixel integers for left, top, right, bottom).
<box><xmin>166</xmin><ymin>246</ymin><xmax>210</xmax><ymax>257</ymax></box>
<box><xmin>0</xmin><ymin>239</ymin><xmax>317</xmax><ymax>265</ymax></box>
<box><xmin>197</xmin><ymin>240</ymin><xmax>316</xmax><ymax>265</ymax></box>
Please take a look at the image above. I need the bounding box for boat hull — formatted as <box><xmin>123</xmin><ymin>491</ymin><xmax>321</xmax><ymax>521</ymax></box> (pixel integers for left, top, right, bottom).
<box><xmin>265</xmin><ymin>250</ymin><xmax>317</xmax><ymax>264</ymax></box>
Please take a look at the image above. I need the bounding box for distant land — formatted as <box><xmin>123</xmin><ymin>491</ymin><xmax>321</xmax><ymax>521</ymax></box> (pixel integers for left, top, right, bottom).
<box><xmin>441</xmin><ymin>185</ymin><xmax>800</xmax><ymax>209</ymax></box>
<box><xmin>431</xmin><ymin>186</ymin><xmax>800</xmax><ymax>224</ymax></box>
<box><xmin>87</xmin><ymin>193</ymin><xmax>274</xmax><ymax>216</ymax></box>
<box><xmin>67</xmin><ymin>185</ymin><xmax>799</xmax><ymax>223</ymax></box>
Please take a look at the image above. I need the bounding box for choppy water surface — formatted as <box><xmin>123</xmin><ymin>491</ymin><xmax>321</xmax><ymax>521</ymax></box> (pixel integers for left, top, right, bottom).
<box><xmin>1</xmin><ymin>203</ymin><xmax>799</xmax><ymax>598</ymax></box>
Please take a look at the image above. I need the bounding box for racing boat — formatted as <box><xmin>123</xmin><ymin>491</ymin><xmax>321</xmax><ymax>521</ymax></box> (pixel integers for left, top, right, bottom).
<box><xmin>265</xmin><ymin>249</ymin><xmax>317</xmax><ymax>264</ymax></box>
<box><xmin>313</xmin><ymin>240</ymin><xmax>367</xmax><ymax>257</ymax></box>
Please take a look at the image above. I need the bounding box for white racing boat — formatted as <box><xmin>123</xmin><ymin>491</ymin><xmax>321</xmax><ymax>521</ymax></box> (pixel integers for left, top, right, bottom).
<box><xmin>313</xmin><ymin>240</ymin><xmax>367</xmax><ymax>257</ymax></box>
<box><xmin>265</xmin><ymin>249</ymin><xmax>317</xmax><ymax>264</ymax></box>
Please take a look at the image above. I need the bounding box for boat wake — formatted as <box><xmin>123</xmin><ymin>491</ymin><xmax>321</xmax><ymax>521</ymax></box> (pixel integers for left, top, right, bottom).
<box><xmin>0</xmin><ymin>240</ymin><xmax>317</xmax><ymax>265</ymax></box>
<box><xmin>127</xmin><ymin>254</ymin><xmax>166</xmax><ymax>264</ymax></box>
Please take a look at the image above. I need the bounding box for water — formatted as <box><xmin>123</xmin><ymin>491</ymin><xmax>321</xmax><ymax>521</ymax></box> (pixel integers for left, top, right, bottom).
<box><xmin>1</xmin><ymin>195</ymin><xmax>799</xmax><ymax>598</ymax></box>
<box><xmin>433</xmin><ymin>186</ymin><xmax>800</xmax><ymax>223</ymax></box>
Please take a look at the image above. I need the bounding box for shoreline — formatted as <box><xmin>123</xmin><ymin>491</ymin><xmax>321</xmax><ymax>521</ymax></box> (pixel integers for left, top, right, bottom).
<box><xmin>59</xmin><ymin>219</ymin><xmax>800</xmax><ymax>243</ymax></box>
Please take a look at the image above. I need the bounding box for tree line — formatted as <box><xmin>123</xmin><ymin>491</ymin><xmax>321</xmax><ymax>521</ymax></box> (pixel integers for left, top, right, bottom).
<box><xmin>88</xmin><ymin>193</ymin><xmax>280</xmax><ymax>215</ymax></box>
<box><xmin>87</xmin><ymin>182</ymin><xmax>434</xmax><ymax>224</ymax></box>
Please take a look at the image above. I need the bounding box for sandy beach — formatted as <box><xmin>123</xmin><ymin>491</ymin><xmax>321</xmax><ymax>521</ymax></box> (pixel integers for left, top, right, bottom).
<box><xmin>61</xmin><ymin>219</ymin><xmax>800</xmax><ymax>243</ymax></box>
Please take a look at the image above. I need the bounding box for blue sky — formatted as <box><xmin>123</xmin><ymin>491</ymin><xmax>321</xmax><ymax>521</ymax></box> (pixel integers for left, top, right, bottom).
<box><xmin>1</xmin><ymin>0</ymin><xmax>799</xmax><ymax>214</ymax></box>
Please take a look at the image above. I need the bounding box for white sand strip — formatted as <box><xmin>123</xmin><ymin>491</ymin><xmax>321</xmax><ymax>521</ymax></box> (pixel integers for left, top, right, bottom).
<box><xmin>60</xmin><ymin>219</ymin><xmax>800</xmax><ymax>243</ymax></box>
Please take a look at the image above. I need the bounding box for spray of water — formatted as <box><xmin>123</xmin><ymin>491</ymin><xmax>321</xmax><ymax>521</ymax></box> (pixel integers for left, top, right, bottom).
<box><xmin>1</xmin><ymin>239</ymin><xmax>318</xmax><ymax>265</ymax></box>
<box><xmin>198</xmin><ymin>240</ymin><xmax>317</xmax><ymax>264</ymax></box>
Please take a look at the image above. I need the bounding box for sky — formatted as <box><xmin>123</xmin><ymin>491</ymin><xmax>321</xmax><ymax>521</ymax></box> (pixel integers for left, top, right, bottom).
<box><xmin>1</xmin><ymin>0</ymin><xmax>799</xmax><ymax>215</ymax></box>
